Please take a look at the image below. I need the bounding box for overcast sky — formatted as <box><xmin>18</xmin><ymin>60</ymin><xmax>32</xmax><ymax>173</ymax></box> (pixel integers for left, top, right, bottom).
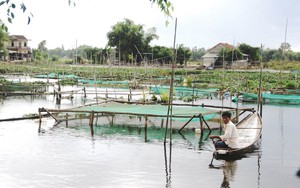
<box><xmin>4</xmin><ymin>0</ymin><xmax>300</xmax><ymax>51</ymax></box>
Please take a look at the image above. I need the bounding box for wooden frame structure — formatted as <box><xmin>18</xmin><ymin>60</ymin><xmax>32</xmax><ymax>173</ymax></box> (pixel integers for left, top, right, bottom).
<box><xmin>38</xmin><ymin>101</ymin><xmax>254</xmax><ymax>140</ymax></box>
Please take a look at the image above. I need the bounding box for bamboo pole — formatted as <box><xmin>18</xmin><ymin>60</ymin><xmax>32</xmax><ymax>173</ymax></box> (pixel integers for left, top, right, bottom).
<box><xmin>178</xmin><ymin>115</ymin><xmax>196</xmax><ymax>133</ymax></box>
<box><xmin>256</xmin><ymin>44</ymin><xmax>264</xmax><ymax>117</ymax></box>
<box><xmin>164</xmin><ymin>17</ymin><xmax>178</xmax><ymax>145</ymax></box>
<box><xmin>202</xmin><ymin>117</ymin><xmax>212</xmax><ymax>133</ymax></box>
<box><xmin>43</xmin><ymin>108</ymin><xmax>60</xmax><ymax>123</ymax></box>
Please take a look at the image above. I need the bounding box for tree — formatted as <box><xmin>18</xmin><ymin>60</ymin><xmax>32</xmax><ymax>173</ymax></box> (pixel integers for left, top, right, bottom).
<box><xmin>0</xmin><ymin>26</ymin><xmax>9</xmax><ymax>57</ymax></box>
<box><xmin>176</xmin><ymin>45</ymin><xmax>192</xmax><ymax>65</ymax></box>
<box><xmin>279</xmin><ymin>42</ymin><xmax>291</xmax><ymax>53</ymax></box>
<box><xmin>238</xmin><ymin>43</ymin><xmax>260</xmax><ymax>61</ymax></box>
<box><xmin>152</xmin><ymin>45</ymin><xmax>173</xmax><ymax>65</ymax></box>
<box><xmin>218</xmin><ymin>47</ymin><xmax>243</xmax><ymax>62</ymax></box>
<box><xmin>262</xmin><ymin>48</ymin><xmax>278</xmax><ymax>62</ymax></box>
<box><xmin>38</xmin><ymin>40</ymin><xmax>47</xmax><ymax>52</ymax></box>
<box><xmin>191</xmin><ymin>47</ymin><xmax>206</xmax><ymax>61</ymax></box>
<box><xmin>107</xmin><ymin>18</ymin><xmax>158</xmax><ymax>63</ymax></box>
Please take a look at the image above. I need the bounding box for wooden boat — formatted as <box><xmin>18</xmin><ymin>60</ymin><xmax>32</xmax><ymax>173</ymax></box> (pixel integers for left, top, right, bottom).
<box><xmin>213</xmin><ymin>112</ymin><xmax>262</xmax><ymax>159</ymax></box>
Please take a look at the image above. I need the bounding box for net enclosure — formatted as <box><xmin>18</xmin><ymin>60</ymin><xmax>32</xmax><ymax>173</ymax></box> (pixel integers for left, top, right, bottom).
<box><xmin>74</xmin><ymin>101</ymin><xmax>220</xmax><ymax>121</ymax></box>
<box><xmin>38</xmin><ymin>101</ymin><xmax>254</xmax><ymax>136</ymax></box>
<box><xmin>240</xmin><ymin>92</ymin><xmax>300</xmax><ymax>104</ymax></box>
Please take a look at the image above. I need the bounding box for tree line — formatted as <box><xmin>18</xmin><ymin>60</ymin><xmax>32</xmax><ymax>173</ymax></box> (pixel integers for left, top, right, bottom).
<box><xmin>2</xmin><ymin>17</ymin><xmax>300</xmax><ymax>65</ymax></box>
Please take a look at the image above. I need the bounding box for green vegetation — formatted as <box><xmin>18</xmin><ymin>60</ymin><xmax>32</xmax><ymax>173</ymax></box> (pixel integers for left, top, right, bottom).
<box><xmin>1</xmin><ymin>62</ymin><xmax>300</xmax><ymax>96</ymax></box>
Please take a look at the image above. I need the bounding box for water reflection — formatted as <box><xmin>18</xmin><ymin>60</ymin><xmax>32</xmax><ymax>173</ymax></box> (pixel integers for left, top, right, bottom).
<box><xmin>209</xmin><ymin>159</ymin><xmax>240</xmax><ymax>188</ymax></box>
<box><xmin>221</xmin><ymin>160</ymin><xmax>237</xmax><ymax>188</ymax></box>
<box><xmin>209</xmin><ymin>145</ymin><xmax>262</xmax><ymax>188</ymax></box>
<box><xmin>164</xmin><ymin>142</ymin><xmax>172</xmax><ymax>188</ymax></box>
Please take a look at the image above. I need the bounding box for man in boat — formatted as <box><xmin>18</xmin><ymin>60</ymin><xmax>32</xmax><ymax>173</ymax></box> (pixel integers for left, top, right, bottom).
<box><xmin>209</xmin><ymin>111</ymin><xmax>239</xmax><ymax>149</ymax></box>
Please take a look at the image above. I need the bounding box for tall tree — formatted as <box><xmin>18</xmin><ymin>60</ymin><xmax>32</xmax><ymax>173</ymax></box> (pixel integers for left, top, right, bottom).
<box><xmin>218</xmin><ymin>47</ymin><xmax>243</xmax><ymax>62</ymax></box>
<box><xmin>191</xmin><ymin>47</ymin><xmax>206</xmax><ymax>61</ymax></box>
<box><xmin>176</xmin><ymin>44</ymin><xmax>192</xmax><ymax>65</ymax></box>
<box><xmin>152</xmin><ymin>45</ymin><xmax>173</xmax><ymax>65</ymax></box>
<box><xmin>237</xmin><ymin>43</ymin><xmax>260</xmax><ymax>61</ymax></box>
<box><xmin>278</xmin><ymin>42</ymin><xmax>292</xmax><ymax>54</ymax></box>
<box><xmin>38</xmin><ymin>40</ymin><xmax>47</xmax><ymax>52</ymax></box>
<box><xmin>107</xmin><ymin>19</ymin><xmax>158</xmax><ymax>63</ymax></box>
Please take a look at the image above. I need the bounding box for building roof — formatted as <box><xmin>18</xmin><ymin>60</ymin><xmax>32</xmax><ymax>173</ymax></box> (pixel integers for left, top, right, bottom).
<box><xmin>202</xmin><ymin>53</ymin><xmax>219</xmax><ymax>58</ymax></box>
<box><xmin>10</xmin><ymin>35</ymin><xmax>28</xmax><ymax>40</ymax></box>
<box><xmin>207</xmin><ymin>42</ymin><xmax>234</xmax><ymax>52</ymax></box>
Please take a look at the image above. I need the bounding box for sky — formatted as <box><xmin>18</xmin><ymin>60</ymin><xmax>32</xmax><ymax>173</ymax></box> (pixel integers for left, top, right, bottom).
<box><xmin>3</xmin><ymin>0</ymin><xmax>300</xmax><ymax>51</ymax></box>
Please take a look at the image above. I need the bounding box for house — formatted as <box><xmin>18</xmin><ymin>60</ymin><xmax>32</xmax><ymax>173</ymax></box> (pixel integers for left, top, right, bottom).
<box><xmin>5</xmin><ymin>35</ymin><xmax>31</xmax><ymax>61</ymax></box>
<box><xmin>201</xmin><ymin>52</ymin><xmax>219</xmax><ymax>68</ymax></box>
<box><xmin>202</xmin><ymin>43</ymin><xmax>234</xmax><ymax>68</ymax></box>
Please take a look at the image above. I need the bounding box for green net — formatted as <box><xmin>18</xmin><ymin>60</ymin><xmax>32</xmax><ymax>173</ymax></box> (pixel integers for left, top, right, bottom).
<box><xmin>73</xmin><ymin>102</ymin><xmax>220</xmax><ymax>122</ymax></box>
<box><xmin>242</xmin><ymin>92</ymin><xmax>300</xmax><ymax>104</ymax></box>
<box><xmin>150</xmin><ymin>85</ymin><xmax>217</xmax><ymax>97</ymax></box>
<box><xmin>78</xmin><ymin>79</ymin><xmax>130</xmax><ymax>85</ymax></box>
<box><xmin>0</xmin><ymin>83</ymin><xmax>46</xmax><ymax>92</ymax></box>
<box><xmin>34</xmin><ymin>73</ymin><xmax>81</xmax><ymax>79</ymax></box>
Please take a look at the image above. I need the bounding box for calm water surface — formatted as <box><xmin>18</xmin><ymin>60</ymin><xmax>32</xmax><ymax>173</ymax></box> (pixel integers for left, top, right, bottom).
<box><xmin>0</xmin><ymin>87</ymin><xmax>299</xmax><ymax>188</ymax></box>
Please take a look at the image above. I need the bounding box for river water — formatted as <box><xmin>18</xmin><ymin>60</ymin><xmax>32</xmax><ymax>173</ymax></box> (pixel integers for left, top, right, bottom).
<box><xmin>0</xmin><ymin>84</ymin><xmax>299</xmax><ymax>187</ymax></box>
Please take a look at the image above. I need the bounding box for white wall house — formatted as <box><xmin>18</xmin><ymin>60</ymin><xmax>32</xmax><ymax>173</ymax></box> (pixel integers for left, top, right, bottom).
<box><xmin>5</xmin><ymin>35</ymin><xmax>31</xmax><ymax>61</ymax></box>
<box><xmin>202</xmin><ymin>43</ymin><xmax>234</xmax><ymax>68</ymax></box>
<box><xmin>202</xmin><ymin>52</ymin><xmax>219</xmax><ymax>67</ymax></box>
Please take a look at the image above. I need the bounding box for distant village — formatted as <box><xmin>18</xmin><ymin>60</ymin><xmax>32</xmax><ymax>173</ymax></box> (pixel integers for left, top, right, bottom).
<box><xmin>1</xmin><ymin>34</ymin><xmax>295</xmax><ymax>70</ymax></box>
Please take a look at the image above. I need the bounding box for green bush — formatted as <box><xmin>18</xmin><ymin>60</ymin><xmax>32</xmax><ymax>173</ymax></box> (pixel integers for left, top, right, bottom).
<box><xmin>285</xmin><ymin>81</ymin><xmax>297</xmax><ymax>89</ymax></box>
<box><xmin>161</xmin><ymin>91</ymin><xmax>170</xmax><ymax>103</ymax></box>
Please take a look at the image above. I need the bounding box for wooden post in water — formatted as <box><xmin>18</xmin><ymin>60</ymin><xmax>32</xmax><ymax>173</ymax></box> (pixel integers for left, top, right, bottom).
<box><xmin>38</xmin><ymin>109</ymin><xmax>42</xmax><ymax>133</ymax></box>
<box><xmin>57</xmin><ymin>75</ymin><xmax>62</xmax><ymax>100</ymax></box>
<box><xmin>114</xmin><ymin>84</ymin><xmax>117</xmax><ymax>99</ymax></box>
<box><xmin>235</xmin><ymin>108</ymin><xmax>239</xmax><ymax>123</ymax></box>
<box><xmin>83</xmin><ymin>87</ymin><xmax>86</xmax><ymax>98</ymax></box>
<box><xmin>66</xmin><ymin>113</ymin><xmax>68</xmax><ymax>128</ymax></box>
<box><xmin>144</xmin><ymin>115</ymin><xmax>148</xmax><ymax>142</ymax></box>
<box><xmin>89</xmin><ymin>112</ymin><xmax>95</xmax><ymax>136</ymax></box>
<box><xmin>161</xmin><ymin>119</ymin><xmax>164</xmax><ymax>128</ymax></box>
<box><xmin>110</xmin><ymin>115</ymin><xmax>114</xmax><ymax>126</ymax></box>
<box><xmin>199</xmin><ymin>114</ymin><xmax>204</xmax><ymax>137</ymax></box>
